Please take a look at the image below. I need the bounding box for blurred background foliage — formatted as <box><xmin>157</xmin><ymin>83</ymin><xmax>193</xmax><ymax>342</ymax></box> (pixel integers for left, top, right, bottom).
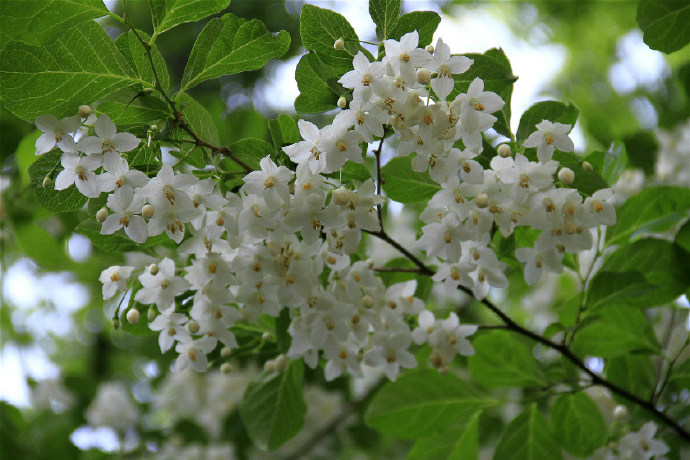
<box><xmin>1</xmin><ymin>0</ymin><xmax>689</xmax><ymax>458</ymax></box>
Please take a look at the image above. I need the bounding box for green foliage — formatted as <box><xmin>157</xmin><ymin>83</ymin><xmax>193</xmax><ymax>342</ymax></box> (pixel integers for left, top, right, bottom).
<box><xmin>624</xmin><ymin>130</ymin><xmax>658</xmax><ymax>176</ymax></box>
<box><xmin>116</xmin><ymin>30</ymin><xmax>171</xmax><ymax>92</ymax></box>
<box><xmin>300</xmin><ymin>4</ymin><xmax>360</xmax><ymax>74</ymax></box>
<box><xmin>268</xmin><ymin>114</ymin><xmax>300</xmax><ymax>151</ymax></box>
<box><xmin>468</xmin><ymin>331</ymin><xmax>548</xmax><ymax>388</ymax></box>
<box><xmin>365</xmin><ymin>369</ymin><xmax>495</xmax><ymax>440</ymax></box>
<box><xmin>637</xmin><ymin>0</ymin><xmax>690</xmax><ymax>54</ymax></box>
<box><xmin>294</xmin><ymin>51</ymin><xmax>344</xmax><ymax>113</ymax></box>
<box><xmin>550</xmin><ymin>393</ymin><xmax>607</xmax><ymax>457</ymax></box>
<box><xmin>675</xmin><ymin>218</ymin><xmax>690</xmax><ymax>252</ymax></box>
<box><xmin>552</xmin><ymin>151</ymin><xmax>609</xmax><ymax>197</ymax></box>
<box><xmin>606</xmin><ymin>354</ymin><xmax>656</xmax><ymax>401</ymax></box>
<box><xmin>75</xmin><ymin>219</ymin><xmax>172</xmax><ymax>253</ymax></box>
<box><xmin>369</xmin><ymin>0</ymin><xmax>400</xmax><ymax>41</ymax></box>
<box><xmin>494</xmin><ymin>404</ymin><xmax>563</xmax><ymax>460</ymax></box>
<box><xmin>149</xmin><ymin>0</ymin><xmax>231</xmax><ymax>38</ymax></box>
<box><xmin>517</xmin><ymin>101</ymin><xmax>579</xmax><ymax>142</ymax></box>
<box><xmin>381</xmin><ymin>156</ymin><xmax>440</xmax><ymax>203</ymax></box>
<box><xmin>96</xmin><ymin>89</ymin><xmax>170</xmax><ymax>128</ymax></box>
<box><xmin>169</xmin><ymin>92</ymin><xmax>220</xmax><ymax>167</ymax></box>
<box><xmin>181</xmin><ymin>12</ymin><xmax>290</xmax><ymax>91</ymax></box>
<box><xmin>387</xmin><ymin>11</ymin><xmax>440</xmax><ymax>47</ymax></box>
<box><xmin>28</xmin><ymin>152</ymin><xmax>88</xmax><ymax>213</ymax></box>
<box><xmin>585</xmin><ymin>271</ymin><xmax>658</xmax><ymax>311</ymax></box>
<box><xmin>239</xmin><ymin>360</ymin><xmax>306</xmax><ymax>451</ymax></box>
<box><xmin>583</xmin><ymin>142</ymin><xmax>628</xmax><ymax>186</ymax></box>
<box><xmin>407</xmin><ymin>411</ymin><xmax>480</xmax><ymax>460</ymax></box>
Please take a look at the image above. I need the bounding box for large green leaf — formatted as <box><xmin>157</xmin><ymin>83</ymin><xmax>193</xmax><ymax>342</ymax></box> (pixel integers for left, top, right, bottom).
<box><xmin>449</xmin><ymin>48</ymin><xmax>517</xmax><ymax>139</ymax></box>
<box><xmin>0</xmin><ymin>0</ymin><xmax>108</xmax><ymax>47</ymax></box>
<box><xmin>585</xmin><ymin>271</ymin><xmax>658</xmax><ymax>311</ymax></box>
<box><xmin>605</xmin><ymin>186</ymin><xmax>690</xmax><ymax>246</ymax></box>
<box><xmin>676</xmin><ymin>219</ymin><xmax>690</xmax><ymax>253</ymax></box>
<box><xmin>268</xmin><ymin>114</ymin><xmax>300</xmax><ymax>151</ymax></box>
<box><xmin>583</xmin><ymin>142</ymin><xmax>628</xmax><ymax>186</ymax></box>
<box><xmin>369</xmin><ymin>0</ymin><xmax>400</xmax><ymax>41</ymax></box>
<box><xmin>606</xmin><ymin>354</ymin><xmax>656</xmax><ymax>401</ymax></box>
<box><xmin>239</xmin><ymin>360</ymin><xmax>306</xmax><ymax>451</ymax></box>
<box><xmin>149</xmin><ymin>0</ymin><xmax>231</xmax><ymax>38</ymax></box>
<box><xmin>600</xmin><ymin>238</ymin><xmax>690</xmax><ymax>306</ymax></box>
<box><xmin>550</xmin><ymin>393</ymin><xmax>607</xmax><ymax>458</ymax></box>
<box><xmin>96</xmin><ymin>89</ymin><xmax>170</xmax><ymax>128</ymax></box>
<box><xmin>181</xmin><ymin>12</ymin><xmax>290</xmax><ymax>91</ymax></box>
<box><xmin>388</xmin><ymin>11</ymin><xmax>440</xmax><ymax>47</ymax></box>
<box><xmin>168</xmin><ymin>92</ymin><xmax>220</xmax><ymax>168</ymax></box>
<box><xmin>572</xmin><ymin>305</ymin><xmax>661</xmax><ymax>359</ymax></box>
<box><xmin>381</xmin><ymin>156</ymin><xmax>440</xmax><ymax>204</ymax></box>
<box><xmin>624</xmin><ymin>130</ymin><xmax>658</xmax><ymax>176</ymax></box>
<box><xmin>28</xmin><ymin>152</ymin><xmax>87</xmax><ymax>213</ymax></box>
<box><xmin>294</xmin><ymin>51</ymin><xmax>344</xmax><ymax>113</ymax></box>
<box><xmin>115</xmin><ymin>30</ymin><xmax>170</xmax><ymax>92</ymax></box>
<box><xmin>300</xmin><ymin>4</ymin><xmax>360</xmax><ymax>75</ymax></box>
<box><xmin>365</xmin><ymin>369</ymin><xmax>495</xmax><ymax>440</ymax></box>
<box><xmin>517</xmin><ymin>101</ymin><xmax>579</xmax><ymax>142</ymax></box>
<box><xmin>407</xmin><ymin>411</ymin><xmax>480</xmax><ymax>460</ymax></box>
<box><xmin>494</xmin><ymin>405</ymin><xmax>563</xmax><ymax>460</ymax></box>
<box><xmin>468</xmin><ymin>331</ymin><xmax>548</xmax><ymax>388</ymax></box>
<box><xmin>0</xmin><ymin>20</ymin><xmax>143</xmax><ymax>121</ymax></box>
<box><xmin>219</xmin><ymin>138</ymin><xmax>273</xmax><ymax>173</ymax></box>
<box><xmin>637</xmin><ymin>0</ymin><xmax>690</xmax><ymax>54</ymax></box>
<box><xmin>551</xmin><ymin>150</ymin><xmax>608</xmax><ymax>197</ymax></box>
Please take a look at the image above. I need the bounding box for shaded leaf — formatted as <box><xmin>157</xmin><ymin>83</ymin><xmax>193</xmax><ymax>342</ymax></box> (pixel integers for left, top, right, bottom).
<box><xmin>268</xmin><ymin>114</ymin><xmax>300</xmax><ymax>150</ymax></box>
<box><xmin>585</xmin><ymin>271</ymin><xmax>658</xmax><ymax>311</ymax></box>
<box><xmin>149</xmin><ymin>0</ymin><xmax>230</xmax><ymax>37</ymax></box>
<box><xmin>388</xmin><ymin>11</ymin><xmax>440</xmax><ymax>47</ymax></box>
<box><xmin>550</xmin><ymin>393</ymin><xmax>607</xmax><ymax>458</ymax></box>
<box><xmin>96</xmin><ymin>89</ymin><xmax>170</xmax><ymax>128</ymax></box>
<box><xmin>517</xmin><ymin>101</ymin><xmax>579</xmax><ymax>142</ymax></box>
<box><xmin>294</xmin><ymin>51</ymin><xmax>344</xmax><ymax>113</ymax></box>
<box><xmin>300</xmin><ymin>3</ymin><xmax>360</xmax><ymax>74</ymax></box>
<box><xmin>28</xmin><ymin>152</ymin><xmax>87</xmax><ymax>213</ymax></box>
<box><xmin>115</xmin><ymin>29</ymin><xmax>170</xmax><ymax>92</ymax></box>
<box><xmin>369</xmin><ymin>0</ymin><xmax>400</xmax><ymax>41</ymax></box>
<box><xmin>381</xmin><ymin>156</ymin><xmax>440</xmax><ymax>203</ymax></box>
<box><xmin>607</xmin><ymin>354</ymin><xmax>656</xmax><ymax>401</ymax></box>
<box><xmin>407</xmin><ymin>411</ymin><xmax>480</xmax><ymax>460</ymax></box>
<box><xmin>637</xmin><ymin>0</ymin><xmax>690</xmax><ymax>54</ymax></box>
<box><xmin>494</xmin><ymin>404</ymin><xmax>563</xmax><ymax>460</ymax></box>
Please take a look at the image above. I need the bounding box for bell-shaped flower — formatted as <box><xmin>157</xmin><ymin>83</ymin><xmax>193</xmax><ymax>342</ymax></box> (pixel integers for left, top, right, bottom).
<box><xmin>383</xmin><ymin>31</ymin><xmax>431</xmax><ymax>86</ymax></box>
<box><xmin>174</xmin><ymin>336</ymin><xmax>216</xmax><ymax>372</ymax></box>
<box><xmin>283</xmin><ymin>120</ymin><xmax>331</xmax><ymax>174</ymax></box>
<box><xmin>99</xmin><ymin>265</ymin><xmax>135</xmax><ymax>300</ymax></box>
<box><xmin>98</xmin><ymin>157</ymin><xmax>148</xmax><ymax>193</ymax></box>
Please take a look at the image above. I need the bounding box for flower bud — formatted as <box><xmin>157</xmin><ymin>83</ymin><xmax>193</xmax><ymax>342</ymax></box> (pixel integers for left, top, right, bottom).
<box><xmin>337</xmin><ymin>96</ymin><xmax>347</xmax><ymax>109</ymax></box>
<box><xmin>96</xmin><ymin>207</ymin><xmax>108</xmax><ymax>223</ymax></box>
<box><xmin>147</xmin><ymin>307</ymin><xmax>156</xmax><ymax>321</ymax></box>
<box><xmin>112</xmin><ymin>318</ymin><xmax>120</xmax><ymax>330</ymax></box>
<box><xmin>143</xmin><ymin>87</ymin><xmax>154</xmax><ymax>96</ymax></box>
<box><xmin>558</xmin><ymin>167</ymin><xmax>575</xmax><ymax>185</ymax></box>
<box><xmin>150</xmin><ymin>124</ymin><xmax>158</xmax><ymax>132</ymax></box>
<box><xmin>126</xmin><ymin>308</ymin><xmax>140</xmax><ymax>324</ymax></box>
<box><xmin>497</xmin><ymin>144</ymin><xmax>512</xmax><ymax>158</ymax></box>
<box><xmin>187</xmin><ymin>321</ymin><xmax>200</xmax><ymax>334</ymax></box>
<box><xmin>261</xmin><ymin>332</ymin><xmax>272</xmax><ymax>342</ymax></box>
<box><xmin>416</xmin><ymin>68</ymin><xmax>431</xmax><ymax>85</ymax></box>
<box><xmin>263</xmin><ymin>359</ymin><xmax>276</xmax><ymax>373</ymax></box>
<box><xmin>475</xmin><ymin>193</ymin><xmax>489</xmax><ymax>208</ymax></box>
<box><xmin>149</xmin><ymin>263</ymin><xmax>159</xmax><ymax>275</ymax></box>
<box><xmin>333</xmin><ymin>38</ymin><xmax>345</xmax><ymax>50</ymax></box>
<box><xmin>220</xmin><ymin>363</ymin><xmax>232</xmax><ymax>374</ymax></box>
<box><xmin>332</xmin><ymin>187</ymin><xmax>350</xmax><ymax>206</ymax></box>
<box><xmin>274</xmin><ymin>354</ymin><xmax>288</xmax><ymax>372</ymax></box>
<box><xmin>142</xmin><ymin>204</ymin><xmax>154</xmax><ymax>219</ymax></box>
<box><xmin>78</xmin><ymin>105</ymin><xmax>92</xmax><ymax>118</ymax></box>
<box><xmin>220</xmin><ymin>346</ymin><xmax>232</xmax><ymax>358</ymax></box>
<box><xmin>582</xmin><ymin>161</ymin><xmax>593</xmax><ymax>171</ymax></box>
<box><xmin>613</xmin><ymin>405</ymin><xmax>628</xmax><ymax>421</ymax></box>
<box><xmin>425</xmin><ymin>44</ymin><xmax>434</xmax><ymax>53</ymax></box>
<box><xmin>42</xmin><ymin>176</ymin><xmax>53</xmax><ymax>189</ymax></box>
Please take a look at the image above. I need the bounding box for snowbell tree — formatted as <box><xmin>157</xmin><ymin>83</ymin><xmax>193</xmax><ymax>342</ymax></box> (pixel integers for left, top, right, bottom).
<box><xmin>1</xmin><ymin>0</ymin><xmax>689</xmax><ymax>458</ymax></box>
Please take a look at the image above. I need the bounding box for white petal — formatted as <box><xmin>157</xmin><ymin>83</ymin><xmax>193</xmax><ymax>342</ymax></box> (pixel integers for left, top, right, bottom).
<box><xmin>112</xmin><ymin>132</ymin><xmax>140</xmax><ymax>152</ymax></box>
<box><xmin>35</xmin><ymin>132</ymin><xmax>56</xmax><ymax>155</ymax></box>
<box><xmin>95</xmin><ymin>114</ymin><xmax>116</xmax><ymax>140</ymax></box>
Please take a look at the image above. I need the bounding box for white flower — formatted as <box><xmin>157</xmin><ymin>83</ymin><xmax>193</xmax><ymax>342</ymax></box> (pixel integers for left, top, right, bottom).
<box><xmin>85</xmin><ymin>382</ymin><xmax>139</xmax><ymax>432</ymax></box>
<box><xmin>134</xmin><ymin>258</ymin><xmax>190</xmax><ymax>310</ymax></box>
<box><xmin>54</xmin><ymin>152</ymin><xmax>101</xmax><ymax>198</ymax></box>
<box><xmin>338</xmin><ymin>51</ymin><xmax>386</xmax><ymax>100</ymax></box>
<box><xmin>101</xmin><ymin>187</ymin><xmax>148</xmax><ymax>243</ymax></box>
<box><xmin>618</xmin><ymin>422</ymin><xmax>669</xmax><ymax>460</ymax></box>
<box><xmin>364</xmin><ymin>331</ymin><xmax>417</xmax><ymax>381</ymax></box>
<box><xmin>99</xmin><ymin>265</ymin><xmax>135</xmax><ymax>300</ymax></box>
<box><xmin>77</xmin><ymin>114</ymin><xmax>140</xmax><ymax>170</ymax></box>
<box><xmin>429</xmin><ymin>38</ymin><xmax>472</xmax><ymax>101</ymax></box>
<box><xmin>148</xmin><ymin>305</ymin><xmax>192</xmax><ymax>353</ymax></box>
<box><xmin>383</xmin><ymin>31</ymin><xmax>430</xmax><ymax>85</ymax></box>
<box><xmin>174</xmin><ymin>336</ymin><xmax>216</xmax><ymax>372</ymax></box>
<box><xmin>523</xmin><ymin>120</ymin><xmax>574</xmax><ymax>163</ymax></box>
<box><xmin>34</xmin><ymin>114</ymin><xmax>81</xmax><ymax>155</ymax></box>
<box><xmin>283</xmin><ymin>120</ymin><xmax>331</xmax><ymax>174</ymax></box>
<box><xmin>240</xmin><ymin>156</ymin><xmax>294</xmax><ymax>208</ymax></box>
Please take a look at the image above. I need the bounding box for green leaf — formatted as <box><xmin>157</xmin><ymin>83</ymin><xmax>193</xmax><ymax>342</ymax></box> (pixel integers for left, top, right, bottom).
<box><xmin>326</xmin><ymin>161</ymin><xmax>372</xmax><ymax>186</ymax></box>
<box><xmin>637</xmin><ymin>0</ymin><xmax>690</xmax><ymax>54</ymax></box>
<box><xmin>181</xmin><ymin>12</ymin><xmax>290</xmax><ymax>91</ymax></box>
<box><xmin>220</xmin><ymin>138</ymin><xmax>273</xmax><ymax>173</ymax></box>
<box><xmin>606</xmin><ymin>186</ymin><xmax>690</xmax><ymax>246</ymax></box>
<box><xmin>126</xmin><ymin>143</ymin><xmax>162</xmax><ymax>172</ymax></box>
<box><xmin>583</xmin><ymin>142</ymin><xmax>628</xmax><ymax>186</ymax></box>
<box><xmin>13</xmin><ymin>130</ymin><xmax>41</xmax><ymax>187</ymax></box>
<box><xmin>239</xmin><ymin>360</ymin><xmax>306</xmax><ymax>451</ymax></box>
<box><xmin>13</xmin><ymin>224</ymin><xmax>70</xmax><ymax>270</ymax></box>
<box><xmin>468</xmin><ymin>331</ymin><xmax>548</xmax><ymax>388</ymax></box>
<box><xmin>675</xmin><ymin>219</ymin><xmax>690</xmax><ymax>253</ymax></box>
<box><xmin>624</xmin><ymin>130</ymin><xmax>658</xmax><ymax>176</ymax></box>
<box><xmin>606</xmin><ymin>354</ymin><xmax>656</xmax><ymax>401</ymax></box>
<box><xmin>449</xmin><ymin>49</ymin><xmax>517</xmax><ymax>139</ymax></box>
<box><xmin>149</xmin><ymin>0</ymin><xmax>231</xmax><ymax>37</ymax></box>
<box><xmin>550</xmin><ymin>393</ymin><xmax>607</xmax><ymax>457</ymax></box>
<box><xmin>494</xmin><ymin>404</ymin><xmax>563</xmax><ymax>460</ymax></box>
<box><xmin>572</xmin><ymin>305</ymin><xmax>661</xmax><ymax>359</ymax></box>
<box><xmin>407</xmin><ymin>411</ymin><xmax>480</xmax><ymax>460</ymax></box>
<box><xmin>0</xmin><ymin>20</ymin><xmax>142</xmax><ymax>121</ymax></box>
<box><xmin>0</xmin><ymin>0</ymin><xmax>108</xmax><ymax>46</ymax></box>
<box><xmin>96</xmin><ymin>89</ymin><xmax>170</xmax><ymax>128</ymax></box>
<box><xmin>75</xmin><ymin>219</ymin><xmax>172</xmax><ymax>253</ymax></box>
<box><xmin>268</xmin><ymin>114</ymin><xmax>300</xmax><ymax>150</ymax></box>
<box><xmin>668</xmin><ymin>359</ymin><xmax>690</xmax><ymax>390</ymax></box>
<box><xmin>115</xmin><ymin>30</ymin><xmax>170</xmax><ymax>92</ymax></box>
<box><xmin>294</xmin><ymin>51</ymin><xmax>344</xmax><ymax>113</ymax></box>
<box><xmin>585</xmin><ymin>271</ymin><xmax>658</xmax><ymax>311</ymax></box>
<box><xmin>381</xmin><ymin>156</ymin><xmax>440</xmax><ymax>204</ymax></box>
<box><xmin>369</xmin><ymin>0</ymin><xmax>400</xmax><ymax>41</ymax></box>
<box><xmin>300</xmin><ymin>4</ymin><xmax>360</xmax><ymax>74</ymax></box>
<box><xmin>169</xmin><ymin>92</ymin><xmax>219</xmax><ymax>168</ymax></box>
<box><xmin>600</xmin><ymin>238</ymin><xmax>690</xmax><ymax>307</ymax></box>
<box><xmin>552</xmin><ymin>150</ymin><xmax>608</xmax><ymax>197</ymax></box>
<box><xmin>388</xmin><ymin>11</ymin><xmax>441</xmax><ymax>47</ymax></box>
<box><xmin>517</xmin><ymin>101</ymin><xmax>579</xmax><ymax>142</ymax></box>
<box><xmin>28</xmin><ymin>152</ymin><xmax>88</xmax><ymax>213</ymax></box>
<box><xmin>365</xmin><ymin>369</ymin><xmax>496</xmax><ymax>440</ymax></box>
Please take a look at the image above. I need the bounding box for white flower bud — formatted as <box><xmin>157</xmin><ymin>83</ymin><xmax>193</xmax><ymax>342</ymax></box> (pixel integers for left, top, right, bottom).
<box><xmin>362</xmin><ymin>295</ymin><xmax>374</xmax><ymax>309</ymax></box>
<box><xmin>425</xmin><ymin>44</ymin><xmax>434</xmax><ymax>53</ymax></box>
<box><xmin>143</xmin><ymin>87</ymin><xmax>154</xmax><ymax>96</ymax></box>
<box><xmin>475</xmin><ymin>193</ymin><xmax>489</xmax><ymax>208</ymax></box>
<box><xmin>149</xmin><ymin>263</ymin><xmax>159</xmax><ymax>275</ymax></box>
<box><xmin>332</xmin><ymin>187</ymin><xmax>350</xmax><ymax>206</ymax></box>
<box><xmin>126</xmin><ymin>308</ymin><xmax>140</xmax><ymax>324</ymax></box>
<box><xmin>78</xmin><ymin>105</ymin><xmax>92</xmax><ymax>118</ymax></box>
<box><xmin>150</xmin><ymin>124</ymin><xmax>158</xmax><ymax>132</ymax></box>
<box><xmin>141</xmin><ymin>204</ymin><xmax>154</xmax><ymax>219</ymax></box>
<box><xmin>558</xmin><ymin>167</ymin><xmax>575</xmax><ymax>185</ymax></box>
<box><xmin>334</xmin><ymin>38</ymin><xmax>345</xmax><ymax>50</ymax></box>
<box><xmin>147</xmin><ymin>307</ymin><xmax>156</xmax><ymax>321</ymax></box>
<box><xmin>220</xmin><ymin>363</ymin><xmax>232</xmax><ymax>374</ymax></box>
<box><xmin>337</xmin><ymin>96</ymin><xmax>347</xmax><ymax>109</ymax></box>
<box><xmin>274</xmin><ymin>354</ymin><xmax>288</xmax><ymax>372</ymax></box>
<box><xmin>187</xmin><ymin>321</ymin><xmax>200</xmax><ymax>334</ymax></box>
<box><xmin>613</xmin><ymin>405</ymin><xmax>628</xmax><ymax>421</ymax></box>
<box><xmin>497</xmin><ymin>144</ymin><xmax>512</xmax><ymax>158</ymax></box>
<box><xmin>416</xmin><ymin>68</ymin><xmax>431</xmax><ymax>85</ymax></box>
<box><xmin>96</xmin><ymin>207</ymin><xmax>108</xmax><ymax>223</ymax></box>
<box><xmin>220</xmin><ymin>347</ymin><xmax>232</xmax><ymax>358</ymax></box>
<box><xmin>261</xmin><ymin>332</ymin><xmax>272</xmax><ymax>342</ymax></box>
<box><xmin>42</xmin><ymin>176</ymin><xmax>53</xmax><ymax>189</ymax></box>
<box><xmin>582</xmin><ymin>161</ymin><xmax>593</xmax><ymax>171</ymax></box>
<box><xmin>112</xmin><ymin>318</ymin><xmax>120</xmax><ymax>330</ymax></box>
<box><xmin>264</xmin><ymin>359</ymin><xmax>276</xmax><ymax>373</ymax></box>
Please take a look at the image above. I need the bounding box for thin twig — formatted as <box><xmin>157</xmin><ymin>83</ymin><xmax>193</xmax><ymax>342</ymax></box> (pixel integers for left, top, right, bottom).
<box><xmin>372</xmin><ymin>266</ymin><xmax>426</xmax><ymax>273</ymax></box>
<box><xmin>373</xmin><ymin>128</ymin><xmax>388</xmax><ymax>230</ymax></box>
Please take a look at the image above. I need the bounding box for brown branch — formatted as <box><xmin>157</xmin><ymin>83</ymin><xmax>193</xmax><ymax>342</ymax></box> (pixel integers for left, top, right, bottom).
<box><xmin>373</xmin><ymin>127</ymin><xmax>388</xmax><ymax>229</ymax></box>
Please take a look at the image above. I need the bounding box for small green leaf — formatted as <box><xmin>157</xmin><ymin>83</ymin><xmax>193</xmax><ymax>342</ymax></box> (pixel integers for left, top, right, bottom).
<box><xmin>585</xmin><ymin>271</ymin><xmax>658</xmax><ymax>311</ymax></box>
<box><xmin>517</xmin><ymin>101</ymin><xmax>579</xmax><ymax>142</ymax></box>
<box><xmin>169</xmin><ymin>92</ymin><xmax>219</xmax><ymax>168</ymax></box>
<box><xmin>606</xmin><ymin>186</ymin><xmax>690</xmax><ymax>246</ymax></box>
<box><xmin>28</xmin><ymin>152</ymin><xmax>87</xmax><ymax>213</ymax></box>
<box><xmin>149</xmin><ymin>0</ymin><xmax>231</xmax><ymax>37</ymax></box>
<box><xmin>369</xmin><ymin>0</ymin><xmax>400</xmax><ymax>41</ymax></box>
<box><xmin>96</xmin><ymin>89</ymin><xmax>170</xmax><ymax>128</ymax></box>
<box><xmin>388</xmin><ymin>11</ymin><xmax>441</xmax><ymax>47</ymax></box>
<box><xmin>294</xmin><ymin>51</ymin><xmax>344</xmax><ymax>113</ymax></box>
<box><xmin>468</xmin><ymin>331</ymin><xmax>548</xmax><ymax>388</ymax></box>
<box><xmin>675</xmin><ymin>219</ymin><xmax>690</xmax><ymax>253</ymax></box>
<box><xmin>606</xmin><ymin>354</ymin><xmax>656</xmax><ymax>401</ymax></box>
<box><xmin>268</xmin><ymin>114</ymin><xmax>300</xmax><ymax>150</ymax></box>
<box><xmin>0</xmin><ymin>20</ymin><xmax>142</xmax><ymax>121</ymax></box>
<box><xmin>572</xmin><ymin>304</ymin><xmax>661</xmax><ymax>358</ymax></box>
<box><xmin>637</xmin><ymin>0</ymin><xmax>690</xmax><ymax>54</ymax></box>
<box><xmin>126</xmin><ymin>143</ymin><xmax>162</xmax><ymax>173</ymax></box>
<box><xmin>115</xmin><ymin>30</ymin><xmax>170</xmax><ymax>92</ymax></box>
<box><xmin>239</xmin><ymin>360</ymin><xmax>306</xmax><ymax>451</ymax></box>
<box><xmin>181</xmin><ymin>12</ymin><xmax>290</xmax><ymax>91</ymax></box>
<box><xmin>407</xmin><ymin>411</ymin><xmax>481</xmax><ymax>460</ymax></box>
<box><xmin>584</xmin><ymin>142</ymin><xmax>628</xmax><ymax>186</ymax></box>
<box><xmin>220</xmin><ymin>138</ymin><xmax>274</xmax><ymax>173</ymax></box>
<box><xmin>0</xmin><ymin>0</ymin><xmax>108</xmax><ymax>46</ymax></box>
<box><xmin>494</xmin><ymin>404</ymin><xmax>563</xmax><ymax>460</ymax></box>
<box><xmin>550</xmin><ymin>393</ymin><xmax>607</xmax><ymax>457</ymax></box>
<box><xmin>326</xmin><ymin>161</ymin><xmax>372</xmax><ymax>186</ymax></box>
<box><xmin>381</xmin><ymin>156</ymin><xmax>440</xmax><ymax>204</ymax></box>
<box><xmin>300</xmin><ymin>4</ymin><xmax>360</xmax><ymax>74</ymax></box>
<box><xmin>365</xmin><ymin>369</ymin><xmax>496</xmax><ymax>440</ymax></box>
